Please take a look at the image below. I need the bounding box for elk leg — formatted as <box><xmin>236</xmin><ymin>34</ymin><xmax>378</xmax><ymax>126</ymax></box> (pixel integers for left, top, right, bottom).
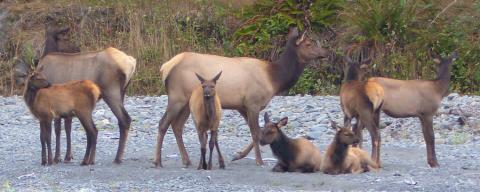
<box><xmin>103</xmin><ymin>94</ymin><xmax>131</xmax><ymax>164</ymax></box>
<box><xmin>40</xmin><ymin>121</ymin><xmax>47</xmax><ymax>166</ymax></box>
<box><xmin>246</xmin><ymin>109</ymin><xmax>264</xmax><ymax>166</ymax></box>
<box><xmin>155</xmin><ymin>102</ymin><xmax>183</xmax><ymax>167</ymax></box>
<box><xmin>208</xmin><ymin>130</ymin><xmax>215</xmax><ymax>170</ymax></box>
<box><xmin>171</xmin><ymin>105</ymin><xmax>192</xmax><ymax>167</ymax></box>
<box><xmin>420</xmin><ymin>115</ymin><xmax>439</xmax><ymax>167</ymax></box>
<box><xmin>79</xmin><ymin>116</ymin><xmax>92</xmax><ymax>166</ymax></box>
<box><xmin>363</xmin><ymin>114</ymin><xmax>381</xmax><ymax>167</ymax></box>
<box><xmin>197</xmin><ymin>131</ymin><xmax>208</xmax><ymax>170</ymax></box>
<box><xmin>214</xmin><ymin>131</ymin><xmax>225</xmax><ymax>169</ymax></box>
<box><xmin>81</xmin><ymin>115</ymin><xmax>98</xmax><ymax>165</ymax></box>
<box><xmin>54</xmin><ymin>118</ymin><xmax>62</xmax><ymax>163</ymax></box>
<box><xmin>231</xmin><ymin>110</ymin><xmax>253</xmax><ymax>161</ymax></box>
<box><xmin>45</xmin><ymin>120</ymin><xmax>53</xmax><ymax>165</ymax></box>
<box><xmin>352</xmin><ymin>120</ymin><xmax>364</xmax><ymax>148</ymax></box>
<box><xmin>64</xmin><ymin>117</ymin><xmax>73</xmax><ymax>162</ymax></box>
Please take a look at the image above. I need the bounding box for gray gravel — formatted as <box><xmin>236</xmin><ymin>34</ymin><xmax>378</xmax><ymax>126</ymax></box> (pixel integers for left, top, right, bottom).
<box><xmin>0</xmin><ymin>94</ymin><xmax>479</xmax><ymax>191</ymax></box>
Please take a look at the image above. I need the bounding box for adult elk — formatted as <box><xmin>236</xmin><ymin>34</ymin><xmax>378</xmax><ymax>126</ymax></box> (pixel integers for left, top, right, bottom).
<box><xmin>340</xmin><ymin>57</ymin><xmax>384</xmax><ymax>166</ymax></box>
<box><xmin>155</xmin><ymin>27</ymin><xmax>329</xmax><ymax>167</ymax></box>
<box><xmin>18</xmin><ymin>26</ymin><xmax>137</xmax><ymax>164</ymax></box>
<box><xmin>364</xmin><ymin>52</ymin><xmax>458</xmax><ymax>167</ymax></box>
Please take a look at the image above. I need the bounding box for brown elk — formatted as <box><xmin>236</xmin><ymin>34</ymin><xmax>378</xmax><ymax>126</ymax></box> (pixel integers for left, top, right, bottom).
<box><xmin>189</xmin><ymin>71</ymin><xmax>225</xmax><ymax>170</ymax></box>
<box><xmin>24</xmin><ymin>67</ymin><xmax>101</xmax><ymax>166</ymax></box>
<box><xmin>18</xmin><ymin>26</ymin><xmax>137</xmax><ymax>164</ymax></box>
<box><xmin>363</xmin><ymin>52</ymin><xmax>459</xmax><ymax>167</ymax></box>
<box><xmin>259</xmin><ymin>113</ymin><xmax>322</xmax><ymax>173</ymax></box>
<box><xmin>155</xmin><ymin>27</ymin><xmax>329</xmax><ymax>167</ymax></box>
<box><xmin>321</xmin><ymin>121</ymin><xmax>379</xmax><ymax>174</ymax></box>
<box><xmin>339</xmin><ymin>57</ymin><xmax>384</xmax><ymax>165</ymax></box>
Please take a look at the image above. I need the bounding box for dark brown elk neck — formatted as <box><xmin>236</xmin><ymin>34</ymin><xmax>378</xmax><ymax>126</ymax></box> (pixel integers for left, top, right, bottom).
<box><xmin>434</xmin><ymin>61</ymin><xmax>453</xmax><ymax>97</ymax></box>
<box><xmin>203</xmin><ymin>96</ymin><xmax>217</xmax><ymax>122</ymax></box>
<box><xmin>43</xmin><ymin>35</ymin><xmax>58</xmax><ymax>57</ymax></box>
<box><xmin>269</xmin><ymin>39</ymin><xmax>305</xmax><ymax>94</ymax></box>
<box><xmin>330</xmin><ymin>137</ymin><xmax>349</xmax><ymax>166</ymax></box>
<box><xmin>24</xmin><ymin>83</ymin><xmax>40</xmax><ymax>112</ymax></box>
<box><xmin>345</xmin><ymin>63</ymin><xmax>361</xmax><ymax>82</ymax></box>
<box><xmin>270</xmin><ymin>130</ymin><xmax>296</xmax><ymax>163</ymax></box>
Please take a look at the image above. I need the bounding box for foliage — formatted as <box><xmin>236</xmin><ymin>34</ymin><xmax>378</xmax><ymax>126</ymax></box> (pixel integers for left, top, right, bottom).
<box><xmin>233</xmin><ymin>0</ymin><xmax>345</xmax><ymax>57</ymax></box>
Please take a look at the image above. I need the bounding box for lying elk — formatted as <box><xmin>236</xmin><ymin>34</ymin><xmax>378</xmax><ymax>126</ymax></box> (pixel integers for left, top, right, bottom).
<box><xmin>24</xmin><ymin>67</ymin><xmax>101</xmax><ymax>165</ymax></box>
<box><xmin>260</xmin><ymin>113</ymin><xmax>322</xmax><ymax>173</ymax></box>
<box><xmin>340</xmin><ymin>57</ymin><xmax>384</xmax><ymax>166</ymax></box>
<box><xmin>364</xmin><ymin>52</ymin><xmax>458</xmax><ymax>167</ymax></box>
<box><xmin>16</xmin><ymin>26</ymin><xmax>137</xmax><ymax>164</ymax></box>
<box><xmin>321</xmin><ymin>121</ymin><xmax>379</xmax><ymax>174</ymax></box>
<box><xmin>155</xmin><ymin>27</ymin><xmax>329</xmax><ymax>167</ymax></box>
<box><xmin>189</xmin><ymin>72</ymin><xmax>225</xmax><ymax>170</ymax></box>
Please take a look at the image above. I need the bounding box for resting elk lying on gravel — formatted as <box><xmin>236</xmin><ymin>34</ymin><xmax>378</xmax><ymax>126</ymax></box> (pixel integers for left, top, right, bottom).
<box><xmin>189</xmin><ymin>72</ymin><xmax>225</xmax><ymax>170</ymax></box>
<box><xmin>259</xmin><ymin>113</ymin><xmax>322</xmax><ymax>173</ymax></box>
<box><xmin>24</xmin><ymin>67</ymin><xmax>101</xmax><ymax>166</ymax></box>
<box><xmin>155</xmin><ymin>27</ymin><xmax>329</xmax><ymax>167</ymax></box>
<box><xmin>16</xmin><ymin>25</ymin><xmax>137</xmax><ymax>164</ymax></box>
<box><xmin>321</xmin><ymin>121</ymin><xmax>379</xmax><ymax>174</ymax></box>
<box><xmin>364</xmin><ymin>52</ymin><xmax>458</xmax><ymax>167</ymax></box>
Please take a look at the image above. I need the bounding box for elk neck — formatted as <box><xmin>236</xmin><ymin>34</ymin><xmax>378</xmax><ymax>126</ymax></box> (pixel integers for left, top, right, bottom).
<box><xmin>330</xmin><ymin>136</ymin><xmax>349</xmax><ymax>167</ymax></box>
<box><xmin>269</xmin><ymin>39</ymin><xmax>305</xmax><ymax>94</ymax></box>
<box><xmin>43</xmin><ymin>34</ymin><xmax>58</xmax><ymax>58</ymax></box>
<box><xmin>269</xmin><ymin>129</ymin><xmax>296</xmax><ymax>164</ymax></box>
<box><xmin>434</xmin><ymin>60</ymin><xmax>453</xmax><ymax>97</ymax></box>
<box><xmin>203</xmin><ymin>96</ymin><xmax>217</xmax><ymax>123</ymax></box>
<box><xmin>345</xmin><ymin>63</ymin><xmax>361</xmax><ymax>82</ymax></box>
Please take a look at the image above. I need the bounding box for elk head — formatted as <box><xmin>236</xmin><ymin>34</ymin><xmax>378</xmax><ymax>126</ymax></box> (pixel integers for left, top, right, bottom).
<box><xmin>195</xmin><ymin>71</ymin><xmax>222</xmax><ymax>99</ymax></box>
<box><xmin>260</xmin><ymin>113</ymin><xmax>288</xmax><ymax>146</ymax></box>
<box><xmin>330</xmin><ymin>120</ymin><xmax>360</xmax><ymax>145</ymax></box>
<box><xmin>288</xmin><ymin>27</ymin><xmax>329</xmax><ymax>64</ymax></box>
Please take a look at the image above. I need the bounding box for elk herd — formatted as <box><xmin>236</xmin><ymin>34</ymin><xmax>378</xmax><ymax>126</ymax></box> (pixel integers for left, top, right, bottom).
<box><xmin>17</xmin><ymin>25</ymin><xmax>459</xmax><ymax>175</ymax></box>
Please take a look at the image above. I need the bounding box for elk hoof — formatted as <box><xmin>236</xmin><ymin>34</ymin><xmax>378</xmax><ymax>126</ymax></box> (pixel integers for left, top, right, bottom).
<box><xmin>113</xmin><ymin>159</ymin><xmax>122</xmax><ymax>164</ymax></box>
<box><xmin>80</xmin><ymin>161</ymin><xmax>89</xmax><ymax>166</ymax></box>
<box><xmin>428</xmin><ymin>161</ymin><xmax>440</xmax><ymax>168</ymax></box>
<box><xmin>256</xmin><ymin>159</ymin><xmax>265</xmax><ymax>166</ymax></box>
<box><xmin>53</xmin><ymin>158</ymin><xmax>61</xmax><ymax>164</ymax></box>
<box><xmin>153</xmin><ymin>162</ymin><xmax>163</xmax><ymax>168</ymax></box>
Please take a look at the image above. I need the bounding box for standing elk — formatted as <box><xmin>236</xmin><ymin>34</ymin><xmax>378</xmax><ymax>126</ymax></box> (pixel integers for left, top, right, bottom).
<box><xmin>362</xmin><ymin>52</ymin><xmax>458</xmax><ymax>167</ymax></box>
<box><xmin>154</xmin><ymin>27</ymin><xmax>329</xmax><ymax>167</ymax></box>
<box><xmin>189</xmin><ymin>71</ymin><xmax>225</xmax><ymax>170</ymax></box>
<box><xmin>340</xmin><ymin>57</ymin><xmax>384</xmax><ymax>166</ymax></box>
<box><xmin>259</xmin><ymin>113</ymin><xmax>322</xmax><ymax>173</ymax></box>
<box><xmin>24</xmin><ymin>67</ymin><xmax>101</xmax><ymax>166</ymax></box>
<box><xmin>16</xmin><ymin>26</ymin><xmax>137</xmax><ymax>164</ymax></box>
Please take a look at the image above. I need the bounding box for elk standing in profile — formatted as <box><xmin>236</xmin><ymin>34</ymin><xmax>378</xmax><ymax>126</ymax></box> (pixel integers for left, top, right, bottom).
<box><xmin>17</xmin><ymin>26</ymin><xmax>137</xmax><ymax>164</ymax></box>
<box><xmin>259</xmin><ymin>113</ymin><xmax>322</xmax><ymax>173</ymax></box>
<box><xmin>24</xmin><ymin>67</ymin><xmax>101</xmax><ymax>166</ymax></box>
<box><xmin>155</xmin><ymin>27</ymin><xmax>329</xmax><ymax>167</ymax></box>
<box><xmin>189</xmin><ymin>71</ymin><xmax>225</xmax><ymax>170</ymax></box>
<box><xmin>321</xmin><ymin>121</ymin><xmax>379</xmax><ymax>174</ymax></box>
<box><xmin>365</xmin><ymin>52</ymin><xmax>458</xmax><ymax>167</ymax></box>
<box><xmin>339</xmin><ymin>57</ymin><xmax>384</xmax><ymax>165</ymax></box>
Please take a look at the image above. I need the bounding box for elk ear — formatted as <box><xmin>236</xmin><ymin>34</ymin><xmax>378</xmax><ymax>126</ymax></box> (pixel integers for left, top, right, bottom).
<box><xmin>264</xmin><ymin>113</ymin><xmax>270</xmax><ymax>123</ymax></box>
<box><xmin>195</xmin><ymin>73</ymin><xmax>206</xmax><ymax>83</ymax></box>
<box><xmin>212</xmin><ymin>71</ymin><xmax>222</xmax><ymax>83</ymax></box>
<box><xmin>330</xmin><ymin>120</ymin><xmax>340</xmax><ymax>131</ymax></box>
<box><xmin>433</xmin><ymin>58</ymin><xmax>441</xmax><ymax>64</ymax></box>
<box><xmin>295</xmin><ymin>31</ymin><xmax>307</xmax><ymax>46</ymax></box>
<box><xmin>288</xmin><ymin>27</ymin><xmax>299</xmax><ymax>39</ymax></box>
<box><xmin>277</xmin><ymin>117</ymin><xmax>288</xmax><ymax>128</ymax></box>
<box><xmin>344</xmin><ymin>56</ymin><xmax>354</xmax><ymax>64</ymax></box>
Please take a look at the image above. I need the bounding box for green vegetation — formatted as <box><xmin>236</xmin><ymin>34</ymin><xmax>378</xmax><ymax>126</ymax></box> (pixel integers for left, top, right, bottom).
<box><xmin>0</xmin><ymin>0</ymin><xmax>478</xmax><ymax>95</ymax></box>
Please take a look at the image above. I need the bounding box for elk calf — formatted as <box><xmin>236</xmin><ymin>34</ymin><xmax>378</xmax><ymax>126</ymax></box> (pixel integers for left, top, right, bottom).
<box><xmin>260</xmin><ymin>113</ymin><xmax>322</xmax><ymax>173</ymax></box>
<box><xmin>321</xmin><ymin>121</ymin><xmax>379</xmax><ymax>174</ymax></box>
<box><xmin>189</xmin><ymin>71</ymin><xmax>225</xmax><ymax>170</ymax></box>
<box><xmin>24</xmin><ymin>67</ymin><xmax>101</xmax><ymax>166</ymax></box>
